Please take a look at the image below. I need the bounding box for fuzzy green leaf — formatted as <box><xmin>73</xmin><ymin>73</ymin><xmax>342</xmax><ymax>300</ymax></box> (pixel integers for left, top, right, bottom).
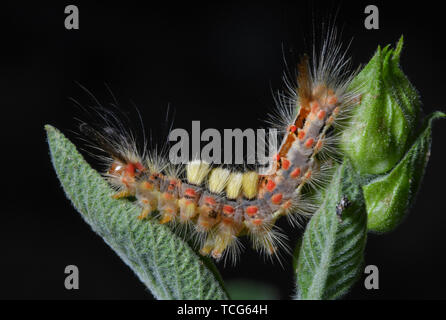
<box><xmin>45</xmin><ymin>125</ymin><xmax>228</xmax><ymax>300</ymax></box>
<box><xmin>364</xmin><ymin>111</ymin><xmax>446</xmax><ymax>233</ymax></box>
<box><xmin>295</xmin><ymin>160</ymin><xmax>367</xmax><ymax>300</ymax></box>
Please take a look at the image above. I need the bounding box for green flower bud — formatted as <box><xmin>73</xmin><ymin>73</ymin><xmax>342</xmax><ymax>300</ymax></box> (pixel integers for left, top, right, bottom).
<box><xmin>364</xmin><ymin>112</ymin><xmax>445</xmax><ymax>233</ymax></box>
<box><xmin>341</xmin><ymin>37</ymin><xmax>421</xmax><ymax>175</ymax></box>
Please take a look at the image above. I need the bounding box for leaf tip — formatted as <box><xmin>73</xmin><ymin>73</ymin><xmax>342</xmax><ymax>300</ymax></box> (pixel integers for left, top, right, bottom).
<box><xmin>393</xmin><ymin>35</ymin><xmax>404</xmax><ymax>62</ymax></box>
<box><xmin>44</xmin><ymin>124</ymin><xmax>60</xmax><ymax>138</ymax></box>
<box><xmin>434</xmin><ymin>111</ymin><xmax>446</xmax><ymax>118</ymax></box>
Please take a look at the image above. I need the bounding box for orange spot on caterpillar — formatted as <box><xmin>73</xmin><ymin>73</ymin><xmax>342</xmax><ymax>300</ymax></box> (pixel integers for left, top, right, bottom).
<box><xmin>317</xmin><ymin>110</ymin><xmax>326</xmax><ymax>120</ymax></box>
<box><xmin>135</xmin><ymin>162</ymin><xmax>145</xmax><ymax>172</ymax></box>
<box><xmin>185</xmin><ymin>188</ymin><xmax>196</xmax><ymax>197</ymax></box>
<box><xmin>142</xmin><ymin>181</ymin><xmax>154</xmax><ymax>190</ymax></box>
<box><xmin>289</xmin><ymin>125</ymin><xmax>297</xmax><ymax>133</ymax></box>
<box><xmin>125</xmin><ymin>163</ymin><xmax>136</xmax><ymax>177</ymax></box>
<box><xmin>252</xmin><ymin>218</ymin><xmax>263</xmax><ymax>226</ymax></box>
<box><xmin>281</xmin><ymin>158</ymin><xmax>290</xmax><ymax>170</ymax></box>
<box><xmin>282</xmin><ymin>200</ymin><xmax>292</xmax><ymax>210</ymax></box>
<box><xmin>125</xmin><ymin>162</ymin><xmax>145</xmax><ymax>179</ymax></box>
<box><xmin>222</xmin><ymin>217</ymin><xmax>234</xmax><ymax>224</ymax></box>
<box><xmin>333</xmin><ymin>107</ymin><xmax>340</xmax><ymax>115</ymax></box>
<box><xmin>246</xmin><ymin>206</ymin><xmax>258</xmax><ymax>216</ymax></box>
<box><xmin>141</xmin><ymin>199</ymin><xmax>149</xmax><ymax>205</ymax></box>
<box><xmin>205</xmin><ymin>196</ymin><xmax>217</xmax><ymax>205</ymax></box>
<box><xmin>298</xmin><ymin>130</ymin><xmax>306</xmax><ymax>140</ymax></box>
<box><xmin>291</xmin><ymin>167</ymin><xmax>301</xmax><ymax>178</ymax></box>
<box><xmin>266</xmin><ymin>179</ymin><xmax>276</xmax><ymax>192</ymax></box>
<box><xmin>168</xmin><ymin>181</ymin><xmax>176</xmax><ymax>191</ymax></box>
<box><xmin>310</xmin><ymin>101</ymin><xmax>319</xmax><ymax>114</ymax></box>
<box><xmin>305</xmin><ymin>138</ymin><xmax>314</xmax><ymax>148</ymax></box>
<box><xmin>328</xmin><ymin>95</ymin><xmax>338</xmax><ymax>105</ymax></box>
<box><xmin>272</xmin><ymin>193</ymin><xmax>283</xmax><ymax>204</ymax></box>
<box><xmin>163</xmin><ymin>193</ymin><xmax>174</xmax><ymax>200</ymax></box>
<box><xmin>223</xmin><ymin>205</ymin><xmax>235</xmax><ymax>214</ymax></box>
<box><xmin>305</xmin><ymin>170</ymin><xmax>312</xmax><ymax>179</ymax></box>
<box><xmin>275</xmin><ymin>154</ymin><xmax>281</xmax><ymax>161</ymax></box>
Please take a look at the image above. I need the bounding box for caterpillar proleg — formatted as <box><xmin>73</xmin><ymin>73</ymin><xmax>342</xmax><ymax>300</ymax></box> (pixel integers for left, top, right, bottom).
<box><xmin>79</xmin><ymin>31</ymin><xmax>361</xmax><ymax>265</ymax></box>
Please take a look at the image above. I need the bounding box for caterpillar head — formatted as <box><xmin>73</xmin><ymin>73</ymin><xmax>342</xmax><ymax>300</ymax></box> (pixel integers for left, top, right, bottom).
<box><xmin>107</xmin><ymin>160</ymin><xmax>146</xmax><ymax>190</ymax></box>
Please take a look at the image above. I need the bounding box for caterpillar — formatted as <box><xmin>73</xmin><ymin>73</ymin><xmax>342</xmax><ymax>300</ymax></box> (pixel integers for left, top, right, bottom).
<box><xmin>78</xmin><ymin>31</ymin><xmax>361</xmax><ymax>265</ymax></box>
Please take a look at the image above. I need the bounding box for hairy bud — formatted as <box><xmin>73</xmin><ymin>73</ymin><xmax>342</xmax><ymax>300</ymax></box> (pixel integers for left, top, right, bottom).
<box><xmin>341</xmin><ymin>37</ymin><xmax>444</xmax><ymax>232</ymax></box>
<box><xmin>341</xmin><ymin>37</ymin><xmax>420</xmax><ymax>175</ymax></box>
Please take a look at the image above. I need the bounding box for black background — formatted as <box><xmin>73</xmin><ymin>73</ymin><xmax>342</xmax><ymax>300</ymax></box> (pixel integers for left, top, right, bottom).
<box><xmin>1</xmin><ymin>0</ymin><xmax>445</xmax><ymax>300</ymax></box>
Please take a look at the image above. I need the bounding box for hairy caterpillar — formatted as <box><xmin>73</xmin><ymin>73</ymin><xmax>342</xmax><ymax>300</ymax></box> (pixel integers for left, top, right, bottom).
<box><xmin>78</xmin><ymin>31</ymin><xmax>361</xmax><ymax>265</ymax></box>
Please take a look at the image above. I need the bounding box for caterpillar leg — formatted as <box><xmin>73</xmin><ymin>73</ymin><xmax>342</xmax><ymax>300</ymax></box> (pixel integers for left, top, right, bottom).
<box><xmin>178</xmin><ymin>183</ymin><xmax>202</xmax><ymax>223</ymax></box>
<box><xmin>211</xmin><ymin>210</ymin><xmax>244</xmax><ymax>262</ymax></box>
<box><xmin>159</xmin><ymin>207</ymin><xmax>177</xmax><ymax>224</ymax></box>
<box><xmin>178</xmin><ymin>199</ymin><xmax>199</xmax><ymax>222</ymax></box>
<box><xmin>112</xmin><ymin>190</ymin><xmax>134</xmax><ymax>199</ymax></box>
<box><xmin>247</xmin><ymin>224</ymin><xmax>289</xmax><ymax>265</ymax></box>
<box><xmin>135</xmin><ymin>178</ymin><xmax>160</xmax><ymax>220</ymax></box>
<box><xmin>211</xmin><ymin>229</ymin><xmax>242</xmax><ymax>262</ymax></box>
<box><xmin>178</xmin><ymin>161</ymin><xmax>210</xmax><ymax>223</ymax></box>
<box><xmin>159</xmin><ymin>215</ymin><xmax>173</xmax><ymax>224</ymax></box>
<box><xmin>199</xmin><ymin>234</ymin><xmax>215</xmax><ymax>256</ymax></box>
<box><xmin>137</xmin><ymin>207</ymin><xmax>151</xmax><ymax>220</ymax></box>
<box><xmin>196</xmin><ymin>193</ymin><xmax>222</xmax><ymax>233</ymax></box>
<box><xmin>157</xmin><ymin>176</ymin><xmax>181</xmax><ymax>224</ymax></box>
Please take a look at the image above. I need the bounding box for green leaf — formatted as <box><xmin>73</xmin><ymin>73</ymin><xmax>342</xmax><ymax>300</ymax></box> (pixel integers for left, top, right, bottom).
<box><xmin>364</xmin><ymin>111</ymin><xmax>446</xmax><ymax>233</ymax></box>
<box><xmin>295</xmin><ymin>160</ymin><xmax>367</xmax><ymax>300</ymax></box>
<box><xmin>341</xmin><ymin>36</ymin><xmax>421</xmax><ymax>175</ymax></box>
<box><xmin>45</xmin><ymin>125</ymin><xmax>228</xmax><ymax>300</ymax></box>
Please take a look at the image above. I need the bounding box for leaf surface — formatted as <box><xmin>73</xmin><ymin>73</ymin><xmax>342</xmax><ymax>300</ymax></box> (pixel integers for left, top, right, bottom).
<box><xmin>296</xmin><ymin>160</ymin><xmax>367</xmax><ymax>300</ymax></box>
<box><xmin>46</xmin><ymin>125</ymin><xmax>228</xmax><ymax>300</ymax></box>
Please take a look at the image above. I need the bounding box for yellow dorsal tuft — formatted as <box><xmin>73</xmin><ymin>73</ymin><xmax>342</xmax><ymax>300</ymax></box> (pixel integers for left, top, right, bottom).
<box><xmin>208</xmin><ymin>168</ymin><xmax>230</xmax><ymax>194</ymax></box>
<box><xmin>186</xmin><ymin>160</ymin><xmax>211</xmax><ymax>185</ymax></box>
<box><xmin>242</xmin><ymin>171</ymin><xmax>259</xmax><ymax>199</ymax></box>
<box><xmin>226</xmin><ymin>172</ymin><xmax>243</xmax><ymax>199</ymax></box>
